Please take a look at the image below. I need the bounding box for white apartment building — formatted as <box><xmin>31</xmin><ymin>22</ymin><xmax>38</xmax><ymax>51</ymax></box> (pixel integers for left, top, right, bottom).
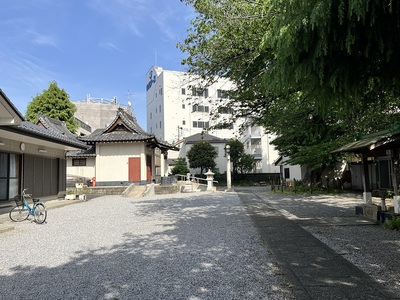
<box><xmin>146</xmin><ymin>66</ymin><xmax>281</xmax><ymax>174</ymax></box>
<box><xmin>146</xmin><ymin>66</ymin><xmax>241</xmax><ymax>145</ymax></box>
<box><xmin>241</xmin><ymin>124</ymin><xmax>280</xmax><ymax>173</ymax></box>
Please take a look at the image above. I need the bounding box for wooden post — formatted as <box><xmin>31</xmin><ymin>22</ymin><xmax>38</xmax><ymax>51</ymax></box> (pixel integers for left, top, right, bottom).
<box><xmin>362</xmin><ymin>154</ymin><xmax>372</xmax><ymax>204</ymax></box>
<box><xmin>390</xmin><ymin>148</ymin><xmax>400</xmax><ymax>213</ymax></box>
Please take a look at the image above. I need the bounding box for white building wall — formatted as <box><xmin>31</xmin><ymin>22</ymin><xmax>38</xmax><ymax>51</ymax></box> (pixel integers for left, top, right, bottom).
<box><xmin>95</xmin><ymin>143</ymin><xmax>145</xmax><ymax>182</ymax></box>
<box><xmin>146</xmin><ymin>66</ymin><xmax>241</xmax><ymax>145</ymax></box>
<box><xmin>241</xmin><ymin>125</ymin><xmax>280</xmax><ymax>173</ymax></box>
<box><xmin>66</xmin><ymin>157</ymin><xmax>96</xmax><ymax>179</ymax></box>
<box><xmin>260</xmin><ymin>133</ymin><xmax>280</xmax><ymax>173</ymax></box>
<box><xmin>185</xmin><ymin>143</ymin><xmax>228</xmax><ymax>174</ymax></box>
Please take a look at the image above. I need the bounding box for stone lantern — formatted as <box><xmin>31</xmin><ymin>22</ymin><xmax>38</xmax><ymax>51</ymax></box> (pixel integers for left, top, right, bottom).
<box><xmin>205</xmin><ymin>169</ymin><xmax>215</xmax><ymax>191</ymax></box>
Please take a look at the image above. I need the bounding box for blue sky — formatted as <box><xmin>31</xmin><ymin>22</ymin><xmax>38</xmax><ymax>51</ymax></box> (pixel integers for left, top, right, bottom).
<box><xmin>0</xmin><ymin>0</ymin><xmax>194</xmax><ymax>128</ymax></box>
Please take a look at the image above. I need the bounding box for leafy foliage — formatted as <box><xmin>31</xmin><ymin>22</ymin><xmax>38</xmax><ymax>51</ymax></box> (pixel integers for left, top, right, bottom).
<box><xmin>171</xmin><ymin>157</ymin><xmax>190</xmax><ymax>175</ymax></box>
<box><xmin>266</xmin><ymin>0</ymin><xmax>400</xmax><ymax>108</ymax></box>
<box><xmin>186</xmin><ymin>141</ymin><xmax>218</xmax><ymax>174</ymax></box>
<box><xmin>385</xmin><ymin>216</ymin><xmax>400</xmax><ymax>231</ymax></box>
<box><xmin>179</xmin><ymin>0</ymin><xmax>400</xmax><ymax>181</ymax></box>
<box><xmin>237</xmin><ymin>153</ymin><xmax>255</xmax><ymax>174</ymax></box>
<box><xmin>226</xmin><ymin>139</ymin><xmax>244</xmax><ymax>174</ymax></box>
<box><xmin>26</xmin><ymin>81</ymin><xmax>78</xmax><ymax>133</ymax></box>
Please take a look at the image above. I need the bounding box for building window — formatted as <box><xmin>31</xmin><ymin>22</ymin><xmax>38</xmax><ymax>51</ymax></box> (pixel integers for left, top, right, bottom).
<box><xmin>193</xmin><ymin>121</ymin><xmax>210</xmax><ymax>128</ymax></box>
<box><xmin>159</xmin><ymin>88</ymin><xmax>163</xmax><ymax>95</ymax></box>
<box><xmin>182</xmin><ymin>120</ymin><xmax>186</xmax><ymax>125</ymax></box>
<box><xmin>159</xmin><ymin>105</ymin><xmax>161</xmax><ymax>113</ymax></box>
<box><xmin>72</xmin><ymin>158</ymin><xmax>87</xmax><ymax>166</ymax></box>
<box><xmin>192</xmin><ymin>87</ymin><xmax>208</xmax><ymax>97</ymax></box>
<box><xmin>160</xmin><ymin>121</ymin><xmax>162</xmax><ymax>129</ymax></box>
<box><xmin>284</xmin><ymin>168</ymin><xmax>290</xmax><ymax>179</ymax></box>
<box><xmin>150</xmin><ymin>112</ymin><xmax>152</xmax><ymax>119</ymax></box>
<box><xmin>182</xmin><ymin>104</ymin><xmax>186</xmax><ymax>109</ymax></box>
<box><xmin>217</xmin><ymin>89</ymin><xmax>229</xmax><ymax>98</ymax></box>
<box><xmin>192</xmin><ymin>105</ymin><xmax>209</xmax><ymax>113</ymax></box>
<box><xmin>219</xmin><ymin>107</ymin><xmax>233</xmax><ymax>114</ymax></box>
<box><xmin>181</xmin><ymin>88</ymin><xmax>186</xmax><ymax>95</ymax></box>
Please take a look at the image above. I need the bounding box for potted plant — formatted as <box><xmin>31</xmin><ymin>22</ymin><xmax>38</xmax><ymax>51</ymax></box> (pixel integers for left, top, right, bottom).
<box><xmin>65</xmin><ymin>189</ymin><xmax>76</xmax><ymax>200</ymax></box>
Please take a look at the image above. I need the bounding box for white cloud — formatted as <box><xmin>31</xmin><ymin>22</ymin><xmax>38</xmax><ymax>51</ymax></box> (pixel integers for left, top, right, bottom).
<box><xmin>98</xmin><ymin>41</ymin><xmax>122</xmax><ymax>52</ymax></box>
<box><xmin>27</xmin><ymin>30</ymin><xmax>58</xmax><ymax>48</ymax></box>
<box><xmin>86</xmin><ymin>0</ymin><xmax>191</xmax><ymax>40</ymax></box>
<box><xmin>87</xmin><ymin>0</ymin><xmax>150</xmax><ymax>36</ymax></box>
<box><xmin>0</xmin><ymin>47</ymin><xmax>56</xmax><ymax>90</ymax></box>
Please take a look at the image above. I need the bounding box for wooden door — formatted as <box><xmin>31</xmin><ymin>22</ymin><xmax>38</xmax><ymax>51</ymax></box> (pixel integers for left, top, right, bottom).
<box><xmin>128</xmin><ymin>157</ymin><xmax>141</xmax><ymax>182</ymax></box>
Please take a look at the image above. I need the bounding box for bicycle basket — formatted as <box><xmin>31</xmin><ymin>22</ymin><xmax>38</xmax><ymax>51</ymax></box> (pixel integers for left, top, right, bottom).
<box><xmin>14</xmin><ymin>195</ymin><xmax>23</xmax><ymax>206</ymax></box>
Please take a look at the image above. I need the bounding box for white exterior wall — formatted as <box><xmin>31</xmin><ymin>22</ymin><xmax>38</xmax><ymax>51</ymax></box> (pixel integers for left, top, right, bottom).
<box><xmin>66</xmin><ymin>157</ymin><xmax>96</xmax><ymax>179</ymax></box>
<box><xmin>241</xmin><ymin>125</ymin><xmax>280</xmax><ymax>173</ymax></box>
<box><xmin>95</xmin><ymin>143</ymin><xmax>146</xmax><ymax>182</ymax></box>
<box><xmin>184</xmin><ymin>143</ymin><xmax>228</xmax><ymax>174</ymax></box>
<box><xmin>146</xmin><ymin>66</ymin><xmax>241</xmax><ymax>145</ymax></box>
<box><xmin>286</xmin><ymin>165</ymin><xmax>303</xmax><ymax>182</ymax></box>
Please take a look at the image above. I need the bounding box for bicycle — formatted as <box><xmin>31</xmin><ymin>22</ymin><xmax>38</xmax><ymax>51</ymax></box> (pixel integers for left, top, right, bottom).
<box><xmin>9</xmin><ymin>188</ymin><xmax>47</xmax><ymax>224</ymax></box>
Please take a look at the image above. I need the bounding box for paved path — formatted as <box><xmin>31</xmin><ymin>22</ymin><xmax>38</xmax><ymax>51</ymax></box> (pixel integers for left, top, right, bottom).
<box><xmin>236</xmin><ymin>187</ymin><xmax>399</xmax><ymax>300</ymax></box>
<box><xmin>0</xmin><ymin>191</ymin><xmax>294</xmax><ymax>299</ymax></box>
<box><xmin>1</xmin><ymin>188</ymin><xmax>399</xmax><ymax>299</ymax></box>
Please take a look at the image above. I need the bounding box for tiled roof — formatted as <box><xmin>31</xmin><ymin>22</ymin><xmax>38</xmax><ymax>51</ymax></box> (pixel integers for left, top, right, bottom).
<box><xmin>79</xmin><ymin>108</ymin><xmax>177</xmax><ymax>151</ymax></box>
<box><xmin>66</xmin><ymin>146</ymin><xmax>96</xmax><ymax>157</ymax></box>
<box><xmin>37</xmin><ymin>112</ymin><xmax>78</xmax><ymax>139</ymax></box>
<box><xmin>332</xmin><ymin>126</ymin><xmax>400</xmax><ymax>154</ymax></box>
<box><xmin>185</xmin><ymin>132</ymin><xmax>227</xmax><ymax>144</ymax></box>
<box><xmin>2</xmin><ymin>121</ymin><xmax>88</xmax><ymax>149</ymax></box>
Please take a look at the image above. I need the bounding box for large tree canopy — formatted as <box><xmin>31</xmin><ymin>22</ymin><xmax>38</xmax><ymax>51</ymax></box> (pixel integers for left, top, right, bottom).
<box><xmin>179</xmin><ymin>0</ymin><xmax>400</xmax><ymax>179</ymax></box>
<box><xmin>186</xmin><ymin>141</ymin><xmax>218</xmax><ymax>174</ymax></box>
<box><xmin>26</xmin><ymin>81</ymin><xmax>78</xmax><ymax>133</ymax></box>
<box><xmin>266</xmin><ymin>0</ymin><xmax>400</xmax><ymax>108</ymax></box>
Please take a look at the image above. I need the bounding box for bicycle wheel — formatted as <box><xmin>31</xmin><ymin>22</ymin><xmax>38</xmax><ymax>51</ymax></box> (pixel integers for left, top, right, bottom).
<box><xmin>33</xmin><ymin>203</ymin><xmax>47</xmax><ymax>224</ymax></box>
<box><xmin>9</xmin><ymin>205</ymin><xmax>30</xmax><ymax>222</ymax></box>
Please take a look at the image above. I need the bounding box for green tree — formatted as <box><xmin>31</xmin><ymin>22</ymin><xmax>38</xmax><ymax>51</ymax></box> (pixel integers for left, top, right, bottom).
<box><xmin>266</xmin><ymin>0</ymin><xmax>400</xmax><ymax>109</ymax></box>
<box><xmin>26</xmin><ymin>81</ymin><xmax>78</xmax><ymax>133</ymax></box>
<box><xmin>179</xmin><ymin>0</ymin><xmax>400</xmax><ymax>182</ymax></box>
<box><xmin>237</xmin><ymin>153</ymin><xmax>255</xmax><ymax>174</ymax></box>
<box><xmin>226</xmin><ymin>139</ymin><xmax>245</xmax><ymax>175</ymax></box>
<box><xmin>171</xmin><ymin>157</ymin><xmax>190</xmax><ymax>175</ymax></box>
<box><xmin>186</xmin><ymin>141</ymin><xmax>218</xmax><ymax>174</ymax></box>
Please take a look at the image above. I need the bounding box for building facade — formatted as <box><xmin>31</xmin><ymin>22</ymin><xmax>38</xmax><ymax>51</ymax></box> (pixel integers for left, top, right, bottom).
<box><xmin>0</xmin><ymin>89</ymin><xmax>87</xmax><ymax>200</ymax></box>
<box><xmin>146</xmin><ymin>66</ymin><xmax>240</xmax><ymax>145</ymax></box>
<box><xmin>71</xmin><ymin>108</ymin><xmax>176</xmax><ymax>186</ymax></box>
<box><xmin>73</xmin><ymin>94</ymin><xmax>132</xmax><ymax>132</ymax></box>
<box><xmin>241</xmin><ymin>125</ymin><xmax>280</xmax><ymax>173</ymax></box>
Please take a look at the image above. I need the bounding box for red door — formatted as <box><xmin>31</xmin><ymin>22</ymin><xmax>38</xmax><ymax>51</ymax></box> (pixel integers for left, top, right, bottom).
<box><xmin>128</xmin><ymin>157</ymin><xmax>141</xmax><ymax>182</ymax></box>
<box><xmin>146</xmin><ymin>155</ymin><xmax>152</xmax><ymax>181</ymax></box>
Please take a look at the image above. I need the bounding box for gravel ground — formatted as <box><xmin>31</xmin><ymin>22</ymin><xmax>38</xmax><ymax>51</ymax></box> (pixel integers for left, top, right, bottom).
<box><xmin>0</xmin><ymin>191</ymin><xmax>294</xmax><ymax>300</ymax></box>
<box><xmin>255</xmin><ymin>191</ymin><xmax>400</xmax><ymax>298</ymax></box>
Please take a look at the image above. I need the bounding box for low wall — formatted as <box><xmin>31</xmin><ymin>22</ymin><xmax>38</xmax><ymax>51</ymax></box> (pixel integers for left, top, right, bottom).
<box><xmin>67</xmin><ymin>187</ymin><xmax>127</xmax><ymax>195</ymax></box>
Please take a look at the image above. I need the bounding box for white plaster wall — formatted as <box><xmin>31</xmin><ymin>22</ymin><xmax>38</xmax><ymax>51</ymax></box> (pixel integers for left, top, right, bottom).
<box><xmin>287</xmin><ymin>165</ymin><xmax>303</xmax><ymax>181</ymax></box>
<box><xmin>260</xmin><ymin>133</ymin><xmax>280</xmax><ymax>173</ymax></box>
<box><xmin>95</xmin><ymin>143</ymin><xmax>145</xmax><ymax>182</ymax></box>
<box><xmin>184</xmin><ymin>143</ymin><xmax>227</xmax><ymax>174</ymax></box>
<box><xmin>66</xmin><ymin>157</ymin><xmax>96</xmax><ymax>179</ymax></box>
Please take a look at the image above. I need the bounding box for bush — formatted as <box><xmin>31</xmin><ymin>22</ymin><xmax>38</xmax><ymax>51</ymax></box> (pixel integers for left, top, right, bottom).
<box><xmin>385</xmin><ymin>216</ymin><xmax>400</xmax><ymax>231</ymax></box>
<box><xmin>171</xmin><ymin>157</ymin><xmax>189</xmax><ymax>175</ymax></box>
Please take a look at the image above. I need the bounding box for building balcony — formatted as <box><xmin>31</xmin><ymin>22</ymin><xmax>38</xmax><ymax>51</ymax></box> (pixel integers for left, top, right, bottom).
<box><xmin>252</xmin><ymin>147</ymin><xmax>262</xmax><ymax>159</ymax></box>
